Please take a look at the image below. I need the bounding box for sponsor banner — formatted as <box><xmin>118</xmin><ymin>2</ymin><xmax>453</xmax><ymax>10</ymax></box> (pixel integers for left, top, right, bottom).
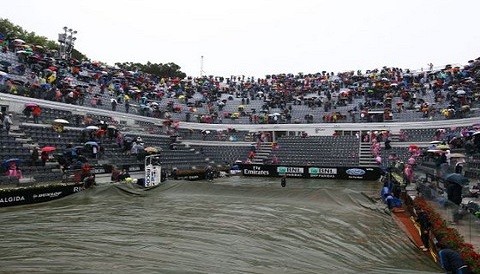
<box><xmin>241</xmin><ymin>164</ymin><xmax>381</xmax><ymax>180</ymax></box>
<box><xmin>0</xmin><ymin>183</ymin><xmax>87</xmax><ymax>207</ymax></box>
<box><xmin>92</xmin><ymin>164</ymin><xmax>144</xmax><ymax>174</ymax></box>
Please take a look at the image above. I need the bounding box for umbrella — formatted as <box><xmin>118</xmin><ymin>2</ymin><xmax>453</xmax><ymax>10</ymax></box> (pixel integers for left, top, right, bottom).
<box><xmin>73</xmin><ymin>146</ymin><xmax>84</xmax><ymax>152</ymax></box>
<box><xmin>0</xmin><ymin>60</ymin><xmax>12</xmax><ymax>67</ymax></box>
<box><xmin>436</xmin><ymin>144</ymin><xmax>450</xmax><ymax>150</ymax></box>
<box><xmin>2</xmin><ymin>158</ymin><xmax>21</xmax><ymax>168</ymax></box>
<box><xmin>456</xmin><ymin>90</ymin><xmax>466</xmax><ymax>95</ymax></box>
<box><xmin>16</xmin><ymin>50</ymin><xmax>32</xmax><ymax>55</ymax></box>
<box><xmin>25</xmin><ymin>103</ymin><xmax>38</xmax><ymax>108</ymax></box>
<box><xmin>0</xmin><ymin>71</ymin><xmax>7</xmax><ymax>76</ymax></box>
<box><xmin>84</xmin><ymin>141</ymin><xmax>99</xmax><ymax>147</ymax></box>
<box><xmin>41</xmin><ymin>146</ymin><xmax>56</xmax><ymax>153</ymax></box>
<box><xmin>53</xmin><ymin>118</ymin><xmax>69</xmax><ymax>124</ymax></box>
<box><xmin>40</xmin><ymin>83</ymin><xmax>51</xmax><ymax>90</ymax></box>
<box><xmin>449</xmin><ymin>153</ymin><xmax>465</xmax><ymax>158</ymax></box>
<box><xmin>144</xmin><ymin>147</ymin><xmax>159</xmax><ymax>153</ymax></box>
<box><xmin>107</xmin><ymin>125</ymin><xmax>117</xmax><ymax>129</ymax></box>
<box><xmin>85</xmin><ymin>125</ymin><xmax>99</xmax><ymax>130</ymax></box>
<box><xmin>13</xmin><ymin>38</ymin><xmax>25</xmax><ymax>44</ymax></box>
<box><xmin>429</xmin><ymin>141</ymin><xmax>442</xmax><ymax>144</ymax></box>
<box><xmin>426</xmin><ymin>149</ymin><xmax>445</xmax><ymax>153</ymax></box>
<box><xmin>443</xmin><ymin>173</ymin><xmax>469</xmax><ymax>186</ymax></box>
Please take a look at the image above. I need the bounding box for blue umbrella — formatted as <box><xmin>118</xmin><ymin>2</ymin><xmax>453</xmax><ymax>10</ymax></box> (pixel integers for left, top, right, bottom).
<box><xmin>2</xmin><ymin>158</ymin><xmax>21</xmax><ymax>168</ymax></box>
<box><xmin>40</xmin><ymin>83</ymin><xmax>51</xmax><ymax>90</ymax></box>
<box><xmin>443</xmin><ymin>173</ymin><xmax>469</xmax><ymax>186</ymax></box>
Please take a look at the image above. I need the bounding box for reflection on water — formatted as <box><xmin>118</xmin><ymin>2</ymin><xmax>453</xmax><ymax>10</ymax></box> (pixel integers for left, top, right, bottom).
<box><xmin>0</xmin><ymin>177</ymin><xmax>441</xmax><ymax>273</ymax></box>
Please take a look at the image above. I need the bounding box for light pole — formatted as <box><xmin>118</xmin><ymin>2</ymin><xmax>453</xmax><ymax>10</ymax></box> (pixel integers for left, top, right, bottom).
<box><xmin>58</xmin><ymin>26</ymin><xmax>77</xmax><ymax>60</ymax></box>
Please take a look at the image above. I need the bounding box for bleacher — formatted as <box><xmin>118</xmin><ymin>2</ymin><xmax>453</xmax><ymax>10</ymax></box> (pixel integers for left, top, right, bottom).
<box><xmin>274</xmin><ymin>135</ymin><xmax>360</xmax><ymax>166</ymax></box>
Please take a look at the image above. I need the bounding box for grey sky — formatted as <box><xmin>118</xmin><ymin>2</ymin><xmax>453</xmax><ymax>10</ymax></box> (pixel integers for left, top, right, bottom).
<box><xmin>2</xmin><ymin>0</ymin><xmax>479</xmax><ymax>77</ymax></box>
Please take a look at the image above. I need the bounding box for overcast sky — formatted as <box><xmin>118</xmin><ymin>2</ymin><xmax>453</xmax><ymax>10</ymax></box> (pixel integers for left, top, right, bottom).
<box><xmin>2</xmin><ymin>0</ymin><xmax>479</xmax><ymax>77</ymax></box>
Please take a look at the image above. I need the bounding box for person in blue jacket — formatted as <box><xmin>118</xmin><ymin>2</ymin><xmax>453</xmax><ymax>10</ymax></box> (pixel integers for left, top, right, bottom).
<box><xmin>436</xmin><ymin>242</ymin><xmax>470</xmax><ymax>274</ymax></box>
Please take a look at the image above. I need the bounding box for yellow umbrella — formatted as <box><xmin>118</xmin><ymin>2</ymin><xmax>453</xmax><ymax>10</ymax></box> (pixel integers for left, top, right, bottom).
<box><xmin>144</xmin><ymin>147</ymin><xmax>159</xmax><ymax>153</ymax></box>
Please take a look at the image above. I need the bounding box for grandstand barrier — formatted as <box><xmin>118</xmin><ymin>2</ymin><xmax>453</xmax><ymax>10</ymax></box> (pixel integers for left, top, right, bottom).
<box><xmin>240</xmin><ymin>164</ymin><xmax>382</xmax><ymax>180</ymax></box>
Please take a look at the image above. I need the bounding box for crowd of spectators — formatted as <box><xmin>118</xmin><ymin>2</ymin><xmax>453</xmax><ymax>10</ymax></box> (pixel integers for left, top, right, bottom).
<box><xmin>1</xmin><ymin>34</ymin><xmax>480</xmax><ymax>128</ymax></box>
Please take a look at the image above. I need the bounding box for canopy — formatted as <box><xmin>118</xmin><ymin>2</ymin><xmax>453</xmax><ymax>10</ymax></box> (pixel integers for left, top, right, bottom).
<box><xmin>443</xmin><ymin>173</ymin><xmax>469</xmax><ymax>186</ymax></box>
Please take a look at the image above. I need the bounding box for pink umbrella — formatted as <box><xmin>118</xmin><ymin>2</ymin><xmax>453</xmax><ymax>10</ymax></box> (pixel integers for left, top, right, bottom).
<box><xmin>407</xmin><ymin>157</ymin><xmax>416</xmax><ymax>165</ymax></box>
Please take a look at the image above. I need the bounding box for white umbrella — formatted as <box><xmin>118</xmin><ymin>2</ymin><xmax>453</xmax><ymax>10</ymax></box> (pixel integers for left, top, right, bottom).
<box><xmin>13</xmin><ymin>38</ymin><xmax>25</xmax><ymax>44</ymax></box>
<box><xmin>53</xmin><ymin>118</ymin><xmax>69</xmax><ymax>124</ymax></box>
<box><xmin>0</xmin><ymin>71</ymin><xmax>8</xmax><ymax>76</ymax></box>
<box><xmin>456</xmin><ymin>90</ymin><xmax>466</xmax><ymax>95</ymax></box>
<box><xmin>86</xmin><ymin>125</ymin><xmax>99</xmax><ymax>130</ymax></box>
<box><xmin>427</xmin><ymin>149</ymin><xmax>445</xmax><ymax>153</ymax></box>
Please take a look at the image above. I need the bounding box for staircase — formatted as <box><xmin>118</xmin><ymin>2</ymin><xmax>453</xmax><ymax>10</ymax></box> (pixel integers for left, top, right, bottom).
<box><xmin>9</xmin><ymin>126</ymin><xmax>36</xmax><ymax>149</ymax></box>
<box><xmin>251</xmin><ymin>142</ymin><xmax>273</xmax><ymax>164</ymax></box>
<box><xmin>358</xmin><ymin>142</ymin><xmax>378</xmax><ymax>167</ymax></box>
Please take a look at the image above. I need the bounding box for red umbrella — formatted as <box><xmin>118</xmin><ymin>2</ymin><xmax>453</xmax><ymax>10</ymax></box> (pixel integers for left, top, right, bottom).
<box><xmin>41</xmin><ymin>146</ymin><xmax>56</xmax><ymax>153</ymax></box>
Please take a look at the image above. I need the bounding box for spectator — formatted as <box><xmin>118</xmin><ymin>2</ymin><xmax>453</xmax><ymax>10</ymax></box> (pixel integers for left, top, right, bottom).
<box><xmin>125</xmin><ymin>100</ymin><xmax>130</xmax><ymax>113</ymax></box>
<box><xmin>118</xmin><ymin>168</ymin><xmax>131</xmax><ymax>181</ymax></box>
<box><xmin>436</xmin><ymin>242</ymin><xmax>470</xmax><ymax>274</ymax></box>
<box><xmin>40</xmin><ymin>150</ymin><xmax>49</xmax><ymax>166</ymax></box>
<box><xmin>5</xmin><ymin>161</ymin><xmax>23</xmax><ymax>179</ymax></box>
<box><xmin>111</xmin><ymin>98</ymin><xmax>117</xmax><ymax>111</ymax></box>
<box><xmin>32</xmin><ymin>106</ymin><xmax>41</xmax><ymax>124</ymax></box>
<box><xmin>111</xmin><ymin>166</ymin><xmax>121</xmax><ymax>182</ymax></box>
<box><xmin>3</xmin><ymin>113</ymin><xmax>13</xmax><ymax>133</ymax></box>
<box><xmin>415</xmin><ymin>208</ymin><xmax>432</xmax><ymax>252</ymax></box>
<box><xmin>30</xmin><ymin>147</ymin><xmax>39</xmax><ymax>166</ymax></box>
